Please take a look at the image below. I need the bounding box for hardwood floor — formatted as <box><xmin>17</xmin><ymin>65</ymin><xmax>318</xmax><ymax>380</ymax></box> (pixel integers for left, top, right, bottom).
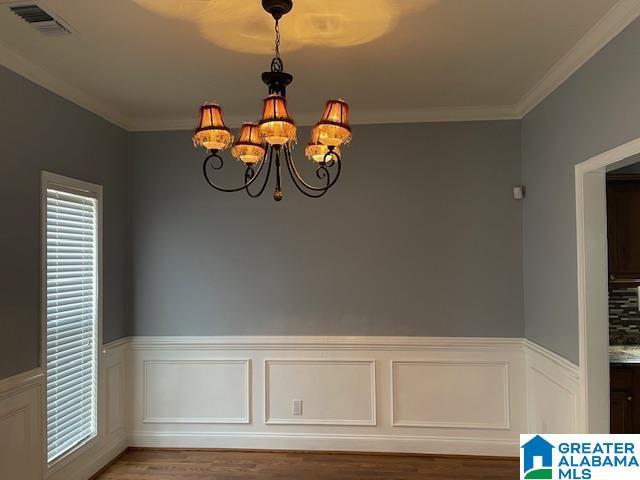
<box><xmin>95</xmin><ymin>449</ymin><xmax>519</xmax><ymax>479</ymax></box>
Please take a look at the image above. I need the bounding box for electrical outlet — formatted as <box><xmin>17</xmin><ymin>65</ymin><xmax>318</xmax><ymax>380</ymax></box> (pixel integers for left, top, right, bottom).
<box><xmin>292</xmin><ymin>399</ymin><xmax>303</xmax><ymax>415</ymax></box>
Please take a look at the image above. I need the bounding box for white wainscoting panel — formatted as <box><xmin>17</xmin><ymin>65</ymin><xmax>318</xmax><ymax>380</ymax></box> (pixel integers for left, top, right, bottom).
<box><xmin>143</xmin><ymin>359</ymin><xmax>250</xmax><ymax>424</ymax></box>
<box><xmin>107</xmin><ymin>361</ymin><xmax>125</xmax><ymax>435</ymax></box>
<box><xmin>3</xmin><ymin>336</ymin><xmax>584</xmax><ymax>467</ymax></box>
<box><xmin>524</xmin><ymin>340</ymin><xmax>581</xmax><ymax>434</ymax></box>
<box><xmin>265</xmin><ymin>359</ymin><xmax>376</xmax><ymax>426</ymax></box>
<box><xmin>392</xmin><ymin>361</ymin><xmax>510</xmax><ymax>429</ymax></box>
<box><xmin>128</xmin><ymin>336</ymin><xmax>526</xmax><ymax>456</ymax></box>
<box><xmin>0</xmin><ymin>369</ymin><xmax>43</xmax><ymax>480</ymax></box>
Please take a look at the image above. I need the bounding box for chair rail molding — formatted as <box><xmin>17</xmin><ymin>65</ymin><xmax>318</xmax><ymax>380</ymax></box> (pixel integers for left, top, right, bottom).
<box><xmin>127</xmin><ymin>335</ymin><xmax>524</xmax><ymax>351</ymax></box>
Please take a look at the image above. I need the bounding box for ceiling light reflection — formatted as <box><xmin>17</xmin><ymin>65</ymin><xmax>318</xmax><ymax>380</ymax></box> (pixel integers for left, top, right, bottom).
<box><xmin>133</xmin><ymin>0</ymin><xmax>436</xmax><ymax>54</ymax></box>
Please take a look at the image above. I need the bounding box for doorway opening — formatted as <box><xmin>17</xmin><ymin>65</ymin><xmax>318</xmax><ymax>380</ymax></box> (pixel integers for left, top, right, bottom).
<box><xmin>576</xmin><ymin>137</ymin><xmax>640</xmax><ymax>433</ymax></box>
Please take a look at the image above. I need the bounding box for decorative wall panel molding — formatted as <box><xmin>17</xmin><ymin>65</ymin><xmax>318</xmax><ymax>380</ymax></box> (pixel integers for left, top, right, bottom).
<box><xmin>391</xmin><ymin>361</ymin><xmax>510</xmax><ymax>430</ymax></box>
<box><xmin>264</xmin><ymin>359</ymin><xmax>376</xmax><ymax>426</ymax></box>
<box><xmin>107</xmin><ymin>362</ymin><xmax>125</xmax><ymax>435</ymax></box>
<box><xmin>127</xmin><ymin>335</ymin><xmax>528</xmax><ymax>456</ymax></box>
<box><xmin>142</xmin><ymin>359</ymin><xmax>250</xmax><ymax>424</ymax></box>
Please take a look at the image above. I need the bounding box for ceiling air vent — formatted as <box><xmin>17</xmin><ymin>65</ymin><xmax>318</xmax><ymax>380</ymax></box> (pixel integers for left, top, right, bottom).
<box><xmin>9</xmin><ymin>4</ymin><xmax>71</xmax><ymax>35</ymax></box>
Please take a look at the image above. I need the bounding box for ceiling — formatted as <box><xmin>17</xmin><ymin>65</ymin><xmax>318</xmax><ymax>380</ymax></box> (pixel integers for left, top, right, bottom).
<box><xmin>0</xmin><ymin>0</ymin><xmax>638</xmax><ymax>130</ymax></box>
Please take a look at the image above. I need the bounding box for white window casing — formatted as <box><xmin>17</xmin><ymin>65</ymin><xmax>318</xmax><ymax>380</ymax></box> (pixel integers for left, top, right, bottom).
<box><xmin>42</xmin><ymin>172</ymin><xmax>102</xmax><ymax>465</ymax></box>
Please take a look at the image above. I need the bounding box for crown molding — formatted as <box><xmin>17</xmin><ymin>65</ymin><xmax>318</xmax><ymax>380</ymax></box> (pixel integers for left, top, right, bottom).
<box><xmin>0</xmin><ymin>42</ymin><xmax>131</xmax><ymax>130</ymax></box>
<box><xmin>2</xmin><ymin>1</ymin><xmax>640</xmax><ymax>131</ymax></box>
<box><xmin>129</xmin><ymin>104</ymin><xmax>521</xmax><ymax>132</ymax></box>
<box><xmin>516</xmin><ymin>0</ymin><xmax>640</xmax><ymax>117</ymax></box>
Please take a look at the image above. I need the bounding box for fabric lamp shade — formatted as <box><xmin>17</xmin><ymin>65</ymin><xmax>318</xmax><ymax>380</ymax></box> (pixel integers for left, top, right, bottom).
<box><xmin>192</xmin><ymin>103</ymin><xmax>233</xmax><ymax>150</ymax></box>
<box><xmin>258</xmin><ymin>94</ymin><xmax>297</xmax><ymax>146</ymax></box>
<box><xmin>231</xmin><ymin>123</ymin><xmax>266</xmax><ymax>164</ymax></box>
<box><xmin>314</xmin><ymin>99</ymin><xmax>352</xmax><ymax>147</ymax></box>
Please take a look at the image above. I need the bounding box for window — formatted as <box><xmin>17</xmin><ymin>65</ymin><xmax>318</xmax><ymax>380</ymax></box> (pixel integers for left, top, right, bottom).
<box><xmin>43</xmin><ymin>173</ymin><xmax>101</xmax><ymax>464</ymax></box>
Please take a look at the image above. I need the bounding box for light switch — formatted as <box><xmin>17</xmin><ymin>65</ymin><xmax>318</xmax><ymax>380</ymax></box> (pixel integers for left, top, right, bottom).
<box><xmin>292</xmin><ymin>399</ymin><xmax>303</xmax><ymax>415</ymax></box>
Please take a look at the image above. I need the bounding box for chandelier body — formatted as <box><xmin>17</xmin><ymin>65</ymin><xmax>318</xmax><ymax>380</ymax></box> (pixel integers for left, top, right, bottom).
<box><xmin>193</xmin><ymin>0</ymin><xmax>352</xmax><ymax>201</ymax></box>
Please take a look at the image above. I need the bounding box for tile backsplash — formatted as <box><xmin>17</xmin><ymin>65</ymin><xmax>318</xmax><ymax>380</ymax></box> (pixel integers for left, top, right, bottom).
<box><xmin>610</xmin><ymin>286</ymin><xmax>640</xmax><ymax>344</ymax></box>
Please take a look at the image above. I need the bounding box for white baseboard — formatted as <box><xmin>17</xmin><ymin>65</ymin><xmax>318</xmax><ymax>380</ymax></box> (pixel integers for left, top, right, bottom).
<box><xmin>49</xmin><ymin>438</ymin><xmax>127</xmax><ymax>480</ymax></box>
<box><xmin>0</xmin><ymin>335</ymin><xmax>585</xmax><ymax>477</ymax></box>
<box><xmin>128</xmin><ymin>431</ymin><xmax>519</xmax><ymax>457</ymax></box>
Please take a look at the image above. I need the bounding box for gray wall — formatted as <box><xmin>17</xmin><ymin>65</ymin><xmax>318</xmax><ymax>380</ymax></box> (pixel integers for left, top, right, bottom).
<box><xmin>129</xmin><ymin>121</ymin><xmax>523</xmax><ymax>337</ymax></box>
<box><xmin>5</xmin><ymin>12</ymin><xmax>640</xmax><ymax>377</ymax></box>
<box><xmin>522</xmin><ymin>18</ymin><xmax>640</xmax><ymax>363</ymax></box>
<box><xmin>0</xmin><ymin>66</ymin><xmax>129</xmax><ymax>379</ymax></box>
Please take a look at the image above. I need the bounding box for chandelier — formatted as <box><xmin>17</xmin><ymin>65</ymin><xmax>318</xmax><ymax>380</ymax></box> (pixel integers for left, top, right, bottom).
<box><xmin>192</xmin><ymin>0</ymin><xmax>352</xmax><ymax>201</ymax></box>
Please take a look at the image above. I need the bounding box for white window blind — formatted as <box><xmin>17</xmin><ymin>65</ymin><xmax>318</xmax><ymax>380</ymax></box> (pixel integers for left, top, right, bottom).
<box><xmin>46</xmin><ymin>187</ymin><xmax>98</xmax><ymax>463</ymax></box>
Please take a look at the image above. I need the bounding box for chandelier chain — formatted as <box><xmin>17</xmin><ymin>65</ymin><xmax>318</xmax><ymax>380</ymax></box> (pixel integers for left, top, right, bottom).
<box><xmin>271</xmin><ymin>19</ymin><xmax>283</xmax><ymax>72</ymax></box>
<box><xmin>275</xmin><ymin>19</ymin><xmax>280</xmax><ymax>59</ymax></box>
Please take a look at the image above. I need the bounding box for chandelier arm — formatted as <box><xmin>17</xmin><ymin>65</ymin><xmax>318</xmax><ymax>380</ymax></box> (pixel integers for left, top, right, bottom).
<box><xmin>284</xmin><ymin>146</ymin><xmax>342</xmax><ymax>192</ymax></box>
<box><xmin>202</xmin><ymin>151</ymin><xmax>267</xmax><ymax>193</ymax></box>
<box><xmin>245</xmin><ymin>148</ymin><xmax>274</xmax><ymax>198</ymax></box>
<box><xmin>283</xmin><ymin>147</ymin><xmax>331</xmax><ymax>198</ymax></box>
<box><xmin>286</xmin><ymin>163</ymin><xmax>329</xmax><ymax>198</ymax></box>
<box><xmin>322</xmin><ymin>156</ymin><xmax>335</xmax><ymax>168</ymax></box>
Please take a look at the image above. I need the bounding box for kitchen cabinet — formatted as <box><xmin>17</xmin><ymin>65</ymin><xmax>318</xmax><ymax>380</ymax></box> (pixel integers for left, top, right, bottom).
<box><xmin>610</xmin><ymin>364</ymin><xmax>640</xmax><ymax>433</ymax></box>
<box><xmin>607</xmin><ymin>175</ymin><xmax>640</xmax><ymax>283</ymax></box>
<box><xmin>611</xmin><ymin>391</ymin><xmax>633</xmax><ymax>433</ymax></box>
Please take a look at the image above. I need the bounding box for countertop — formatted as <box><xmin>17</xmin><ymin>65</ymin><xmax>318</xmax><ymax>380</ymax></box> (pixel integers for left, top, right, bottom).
<box><xmin>610</xmin><ymin>345</ymin><xmax>640</xmax><ymax>364</ymax></box>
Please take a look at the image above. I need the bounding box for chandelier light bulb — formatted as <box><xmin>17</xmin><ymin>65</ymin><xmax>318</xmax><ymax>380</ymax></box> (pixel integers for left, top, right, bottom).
<box><xmin>315</xmin><ymin>99</ymin><xmax>352</xmax><ymax>147</ymax></box>
<box><xmin>231</xmin><ymin>123</ymin><xmax>266</xmax><ymax>164</ymax></box>
<box><xmin>258</xmin><ymin>94</ymin><xmax>297</xmax><ymax>146</ymax></box>
<box><xmin>192</xmin><ymin>103</ymin><xmax>233</xmax><ymax>151</ymax></box>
